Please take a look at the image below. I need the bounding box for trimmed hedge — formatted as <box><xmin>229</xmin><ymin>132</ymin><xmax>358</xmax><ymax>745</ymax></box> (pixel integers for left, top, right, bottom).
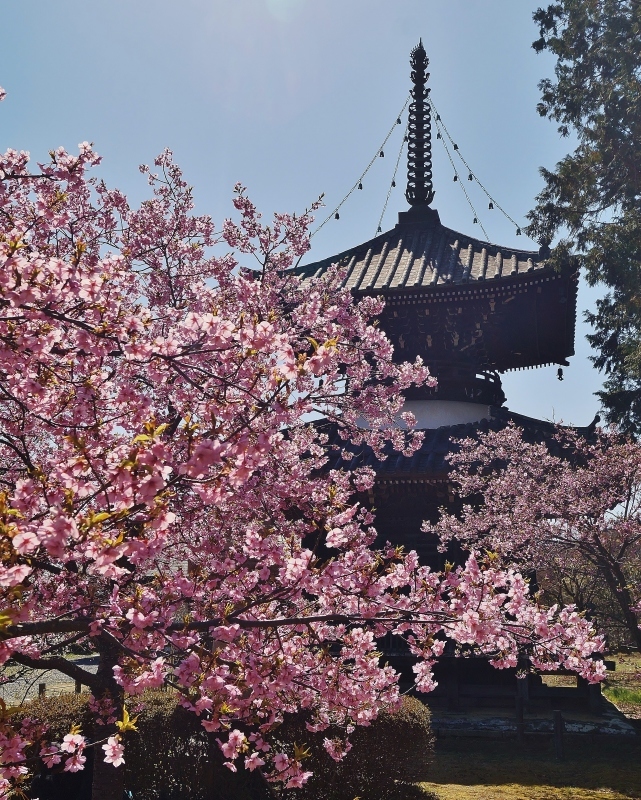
<box><xmin>11</xmin><ymin>694</ymin><xmax>93</xmax><ymax>800</ymax></box>
<box><xmin>12</xmin><ymin>691</ymin><xmax>269</xmax><ymax>800</ymax></box>
<box><xmin>11</xmin><ymin>692</ymin><xmax>434</xmax><ymax>800</ymax></box>
<box><xmin>273</xmin><ymin>696</ymin><xmax>435</xmax><ymax>800</ymax></box>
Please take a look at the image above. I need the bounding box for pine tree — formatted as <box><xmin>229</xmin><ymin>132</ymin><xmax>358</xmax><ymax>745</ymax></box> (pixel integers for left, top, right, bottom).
<box><xmin>527</xmin><ymin>1</ymin><xmax>641</xmax><ymax>434</ymax></box>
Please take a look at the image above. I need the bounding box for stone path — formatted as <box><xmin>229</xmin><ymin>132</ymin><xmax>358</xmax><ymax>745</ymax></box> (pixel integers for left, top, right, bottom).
<box><xmin>430</xmin><ymin>700</ymin><xmax>637</xmax><ymax>737</ymax></box>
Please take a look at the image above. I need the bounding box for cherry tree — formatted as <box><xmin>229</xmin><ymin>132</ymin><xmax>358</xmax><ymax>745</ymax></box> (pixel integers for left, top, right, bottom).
<box><xmin>429</xmin><ymin>423</ymin><xmax>641</xmax><ymax>652</ymax></box>
<box><xmin>0</xmin><ymin>88</ymin><xmax>605</xmax><ymax>800</ymax></box>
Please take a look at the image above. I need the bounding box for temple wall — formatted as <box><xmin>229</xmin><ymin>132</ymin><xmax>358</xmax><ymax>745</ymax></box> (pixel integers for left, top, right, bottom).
<box><xmin>398</xmin><ymin>400</ymin><xmax>491</xmax><ymax>428</ymax></box>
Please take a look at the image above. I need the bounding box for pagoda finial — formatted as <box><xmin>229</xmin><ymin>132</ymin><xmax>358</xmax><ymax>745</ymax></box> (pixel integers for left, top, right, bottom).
<box><xmin>406</xmin><ymin>40</ymin><xmax>434</xmax><ymax>207</ymax></box>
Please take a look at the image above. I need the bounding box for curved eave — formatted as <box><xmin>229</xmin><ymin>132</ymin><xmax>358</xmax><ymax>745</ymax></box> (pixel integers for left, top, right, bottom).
<box><xmin>297</xmin><ymin>209</ymin><xmax>555</xmax><ymax>292</ymax></box>
<box><xmin>297</xmin><ymin>210</ymin><xmax>578</xmax><ymax>373</ymax></box>
<box><xmin>380</xmin><ymin>265</ymin><xmax>579</xmax><ymax>373</ymax></box>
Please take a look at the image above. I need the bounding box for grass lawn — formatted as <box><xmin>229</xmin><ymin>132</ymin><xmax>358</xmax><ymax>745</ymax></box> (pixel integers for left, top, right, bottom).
<box><xmin>603</xmin><ymin>652</ymin><xmax>641</xmax><ymax>719</ymax></box>
<box><xmin>418</xmin><ymin>653</ymin><xmax>641</xmax><ymax>800</ymax></box>
<box><xmin>419</xmin><ymin>735</ymin><xmax>641</xmax><ymax>800</ymax></box>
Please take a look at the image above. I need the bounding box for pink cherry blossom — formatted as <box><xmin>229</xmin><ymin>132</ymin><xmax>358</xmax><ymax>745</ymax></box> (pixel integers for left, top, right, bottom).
<box><xmin>274</xmin><ymin>753</ymin><xmax>290</xmax><ymax>772</ymax></box>
<box><xmin>0</xmin><ymin>144</ymin><xmax>605</xmax><ymax>797</ymax></box>
<box><xmin>64</xmin><ymin>752</ymin><xmax>87</xmax><ymax>772</ymax></box>
<box><xmin>39</xmin><ymin>746</ymin><xmax>62</xmax><ymax>768</ymax></box>
<box><xmin>102</xmin><ymin>736</ymin><xmax>125</xmax><ymax>768</ymax></box>
<box><xmin>60</xmin><ymin>733</ymin><xmax>86</xmax><ymax>754</ymax></box>
<box><xmin>245</xmin><ymin>752</ymin><xmax>266</xmax><ymax>771</ymax></box>
<box><xmin>323</xmin><ymin>737</ymin><xmax>353</xmax><ymax>762</ymax></box>
<box><xmin>428</xmin><ymin>423</ymin><xmax>641</xmax><ymax>653</ymax></box>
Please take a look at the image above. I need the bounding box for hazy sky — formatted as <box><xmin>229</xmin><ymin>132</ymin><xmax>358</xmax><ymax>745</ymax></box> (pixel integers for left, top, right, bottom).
<box><xmin>0</xmin><ymin>0</ymin><xmax>604</xmax><ymax>426</ymax></box>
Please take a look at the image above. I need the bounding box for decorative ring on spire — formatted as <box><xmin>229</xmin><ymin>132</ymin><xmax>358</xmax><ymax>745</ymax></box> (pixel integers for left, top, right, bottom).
<box><xmin>406</xmin><ymin>40</ymin><xmax>435</xmax><ymax>206</ymax></box>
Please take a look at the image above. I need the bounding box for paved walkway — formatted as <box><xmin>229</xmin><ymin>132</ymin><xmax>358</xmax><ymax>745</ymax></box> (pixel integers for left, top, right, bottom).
<box><xmin>1</xmin><ymin>656</ymin><xmax>99</xmax><ymax>704</ymax></box>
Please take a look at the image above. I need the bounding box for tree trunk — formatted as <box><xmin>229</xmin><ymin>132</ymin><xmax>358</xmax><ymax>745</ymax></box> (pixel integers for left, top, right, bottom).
<box><xmin>592</xmin><ymin>550</ymin><xmax>641</xmax><ymax>653</ymax></box>
<box><xmin>91</xmin><ymin>743</ymin><xmax>125</xmax><ymax>800</ymax></box>
<box><xmin>91</xmin><ymin>638</ymin><xmax>126</xmax><ymax>800</ymax></box>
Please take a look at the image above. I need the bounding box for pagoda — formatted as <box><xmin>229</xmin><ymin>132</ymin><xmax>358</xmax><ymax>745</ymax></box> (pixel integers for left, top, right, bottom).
<box><xmin>298</xmin><ymin>43</ymin><xmax>599</xmax><ymax>713</ymax></box>
<box><xmin>299</xmin><ymin>41</ymin><xmax>582</xmax><ymax>563</ymax></box>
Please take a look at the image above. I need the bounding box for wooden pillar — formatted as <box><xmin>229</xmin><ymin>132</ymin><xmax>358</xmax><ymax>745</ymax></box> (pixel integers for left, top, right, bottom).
<box><xmin>515</xmin><ymin>695</ymin><xmax>525</xmax><ymax>744</ymax></box>
<box><xmin>517</xmin><ymin>675</ymin><xmax>529</xmax><ymax>708</ymax></box>
<box><xmin>553</xmin><ymin>710</ymin><xmax>564</xmax><ymax>761</ymax></box>
<box><xmin>515</xmin><ymin>673</ymin><xmax>529</xmax><ymax>742</ymax></box>
<box><xmin>578</xmin><ymin>676</ymin><xmax>602</xmax><ymax>714</ymax></box>
<box><xmin>447</xmin><ymin>659</ymin><xmax>460</xmax><ymax>711</ymax></box>
<box><xmin>588</xmin><ymin>681</ymin><xmax>602</xmax><ymax>714</ymax></box>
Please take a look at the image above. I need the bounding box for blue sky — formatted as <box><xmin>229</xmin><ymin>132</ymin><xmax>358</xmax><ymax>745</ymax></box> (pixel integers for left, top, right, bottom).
<box><xmin>0</xmin><ymin>0</ymin><xmax>603</xmax><ymax>426</ymax></box>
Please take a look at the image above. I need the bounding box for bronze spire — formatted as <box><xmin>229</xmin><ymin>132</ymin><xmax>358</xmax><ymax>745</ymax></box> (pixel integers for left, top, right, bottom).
<box><xmin>405</xmin><ymin>40</ymin><xmax>434</xmax><ymax>207</ymax></box>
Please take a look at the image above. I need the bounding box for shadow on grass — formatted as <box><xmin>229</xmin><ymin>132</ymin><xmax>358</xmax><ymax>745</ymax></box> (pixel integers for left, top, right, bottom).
<box><xmin>420</xmin><ymin>735</ymin><xmax>641</xmax><ymax>800</ymax></box>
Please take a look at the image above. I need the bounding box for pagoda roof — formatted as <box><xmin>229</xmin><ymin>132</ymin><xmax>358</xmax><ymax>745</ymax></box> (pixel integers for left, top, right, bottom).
<box><xmin>294</xmin><ymin>42</ymin><xmax>578</xmax><ymax>379</ymax></box>
<box><xmin>320</xmin><ymin>408</ymin><xmax>600</xmax><ymax>484</ymax></box>
<box><xmin>297</xmin><ymin>207</ymin><xmax>556</xmax><ymax>295</ymax></box>
<box><xmin>295</xmin><ymin>206</ymin><xmax>578</xmax><ymax>376</ymax></box>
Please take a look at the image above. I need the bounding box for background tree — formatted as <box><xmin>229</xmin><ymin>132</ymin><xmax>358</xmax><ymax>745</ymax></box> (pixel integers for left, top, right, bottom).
<box><xmin>0</xmin><ymin>91</ymin><xmax>605</xmax><ymax>800</ymax></box>
<box><xmin>536</xmin><ymin>544</ymin><xmax>639</xmax><ymax>651</ymax></box>
<box><xmin>428</xmin><ymin>423</ymin><xmax>641</xmax><ymax>654</ymax></box>
<box><xmin>527</xmin><ymin>0</ymin><xmax>641</xmax><ymax>434</ymax></box>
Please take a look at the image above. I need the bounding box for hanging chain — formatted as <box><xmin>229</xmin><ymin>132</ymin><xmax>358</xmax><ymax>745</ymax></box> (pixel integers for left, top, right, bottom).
<box><xmin>311</xmin><ymin>96</ymin><xmax>410</xmax><ymax>237</ymax></box>
<box><xmin>432</xmin><ymin>113</ymin><xmax>489</xmax><ymax>240</ymax></box>
<box><xmin>430</xmin><ymin>97</ymin><xmax>523</xmax><ymax>236</ymax></box>
<box><xmin>375</xmin><ymin>121</ymin><xmax>409</xmax><ymax>236</ymax></box>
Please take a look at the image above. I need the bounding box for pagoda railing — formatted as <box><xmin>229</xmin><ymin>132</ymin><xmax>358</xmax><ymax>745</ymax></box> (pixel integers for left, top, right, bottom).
<box><xmin>406</xmin><ymin>369</ymin><xmax>506</xmax><ymax>406</ymax></box>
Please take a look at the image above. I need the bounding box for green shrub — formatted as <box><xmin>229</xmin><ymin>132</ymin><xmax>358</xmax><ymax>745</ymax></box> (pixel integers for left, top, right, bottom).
<box><xmin>11</xmin><ymin>692</ymin><xmax>435</xmax><ymax>800</ymax></box>
<box><xmin>11</xmin><ymin>691</ymin><xmax>270</xmax><ymax>800</ymax></box>
<box><xmin>118</xmin><ymin>690</ymin><xmax>228</xmax><ymax>800</ymax></box>
<box><xmin>11</xmin><ymin>692</ymin><xmax>92</xmax><ymax>738</ymax></box>
<box><xmin>273</xmin><ymin>695</ymin><xmax>435</xmax><ymax>800</ymax></box>
<box><xmin>11</xmin><ymin>694</ymin><xmax>95</xmax><ymax>800</ymax></box>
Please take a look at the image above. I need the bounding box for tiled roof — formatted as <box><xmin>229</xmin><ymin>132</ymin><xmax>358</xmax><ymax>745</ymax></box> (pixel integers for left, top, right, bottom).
<box><xmin>298</xmin><ymin>208</ymin><xmax>552</xmax><ymax>293</ymax></box>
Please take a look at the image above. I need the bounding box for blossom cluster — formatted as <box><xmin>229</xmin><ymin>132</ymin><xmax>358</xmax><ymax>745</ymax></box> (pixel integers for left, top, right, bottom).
<box><xmin>0</xmin><ymin>142</ymin><xmax>604</xmax><ymax>795</ymax></box>
<box><xmin>427</xmin><ymin>422</ymin><xmax>641</xmax><ymax>653</ymax></box>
